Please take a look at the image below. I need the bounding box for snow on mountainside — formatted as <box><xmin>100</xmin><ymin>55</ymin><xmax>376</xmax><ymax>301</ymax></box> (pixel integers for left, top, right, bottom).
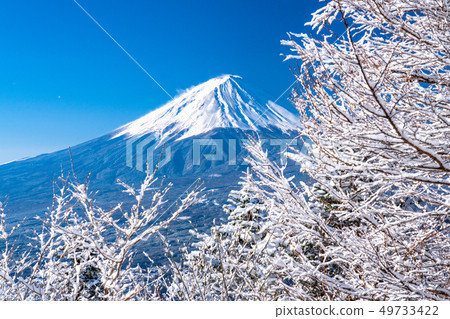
<box><xmin>0</xmin><ymin>74</ymin><xmax>304</xmax><ymax>264</ymax></box>
<box><xmin>113</xmin><ymin>75</ymin><xmax>300</xmax><ymax>141</ymax></box>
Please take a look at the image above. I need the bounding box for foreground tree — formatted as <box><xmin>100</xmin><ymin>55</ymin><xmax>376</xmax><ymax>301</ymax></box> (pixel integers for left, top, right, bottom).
<box><xmin>279</xmin><ymin>0</ymin><xmax>449</xmax><ymax>299</ymax></box>
<box><xmin>0</xmin><ymin>171</ymin><xmax>204</xmax><ymax>301</ymax></box>
<box><xmin>177</xmin><ymin>0</ymin><xmax>449</xmax><ymax>300</ymax></box>
<box><xmin>166</xmin><ymin>169</ymin><xmax>279</xmax><ymax>300</ymax></box>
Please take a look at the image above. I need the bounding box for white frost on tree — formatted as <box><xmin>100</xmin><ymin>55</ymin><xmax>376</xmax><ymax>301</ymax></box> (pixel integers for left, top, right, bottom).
<box><xmin>280</xmin><ymin>0</ymin><xmax>450</xmax><ymax>300</ymax></box>
<box><xmin>0</xmin><ymin>171</ymin><xmax>204</xmax><ymax>300</ymax></box>
<box><xmin>173</xmin><ymin>0</ymin><xmax>449</xmax><ymax>301</ymax></box>
<box><xmin>166</xmin><ymin>169</ymin><xmax>283</xmax><ymax>301</ymax></box>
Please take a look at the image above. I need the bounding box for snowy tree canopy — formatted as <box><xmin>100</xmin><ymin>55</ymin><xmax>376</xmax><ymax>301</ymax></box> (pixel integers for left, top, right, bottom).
<box><xmin>277</xmin><ymin>0</ymin><xmax>449</xmax><ymax>300</ymax></box>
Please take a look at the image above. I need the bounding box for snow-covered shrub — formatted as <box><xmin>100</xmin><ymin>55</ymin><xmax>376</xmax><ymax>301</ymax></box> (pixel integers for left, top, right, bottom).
<box><xmin>0</xmin><ymin>171</ymin><xmax>204</xmax><ymax>300</ymax></box>
<box><xmin>166</xmin><ymin>168</ymin><xmax>295</xmax><ymax>300</ymax></box>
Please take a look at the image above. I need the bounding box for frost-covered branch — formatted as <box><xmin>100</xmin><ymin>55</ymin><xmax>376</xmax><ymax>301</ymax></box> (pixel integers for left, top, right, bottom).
<box><xmin>0</xmin><ymin>170</ymin><xmax>204</xmax><ymax>300</ymax></box>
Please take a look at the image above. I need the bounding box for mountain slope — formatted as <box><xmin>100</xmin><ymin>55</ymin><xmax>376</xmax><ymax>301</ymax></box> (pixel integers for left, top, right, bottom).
<box><xmin>0</xmin><ymin>75</ymin><xmax>303</xmax><ymax>264</ymax></box>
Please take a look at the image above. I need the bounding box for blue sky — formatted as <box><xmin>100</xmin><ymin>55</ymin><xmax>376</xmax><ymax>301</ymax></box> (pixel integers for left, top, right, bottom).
<box><xmin>0</xmin><ymin>0</ymin><xmax>321</xmax><ymax>163</ymax></box>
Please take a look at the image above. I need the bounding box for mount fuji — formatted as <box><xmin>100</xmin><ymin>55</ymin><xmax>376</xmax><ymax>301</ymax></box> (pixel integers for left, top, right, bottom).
<box><xmin>0</xmin><ymin>75</ymin><xmax>303</xmax><ymax>263</ymax></box>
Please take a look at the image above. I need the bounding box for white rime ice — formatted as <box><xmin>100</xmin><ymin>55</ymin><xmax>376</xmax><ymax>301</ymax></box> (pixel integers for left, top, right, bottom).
<box><xmin>0</xmin><ymin>173</ymin><xmax>205</xmax><ymax>300</ymax></box>
<box><xmin>168</xmin><ymin>0</ymin><xmax>450</xmax><ymax>301</ymax></box>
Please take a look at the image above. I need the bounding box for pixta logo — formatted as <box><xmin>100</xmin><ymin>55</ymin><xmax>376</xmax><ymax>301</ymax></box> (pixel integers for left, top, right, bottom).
<box><xmin>193</xmin><ymin>138</ymin><xmax>302</xmax><ymax>166</ymax></box>
<box><xmin>126</xmin><ymin>135</ymin><xmax>309</xmax><ymax>172</ymax></box>
<box><xmin>126</xmin><ymin>134</ymin><xmax>171</xmax><ymax>172</ymax></box>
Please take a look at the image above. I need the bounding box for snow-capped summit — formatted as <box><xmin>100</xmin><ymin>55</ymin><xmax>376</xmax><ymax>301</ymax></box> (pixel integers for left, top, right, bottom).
<box><xmin>114</xmin><ymin>75</ymin><xmax>299</xmax><ymax>141</ymax></box>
